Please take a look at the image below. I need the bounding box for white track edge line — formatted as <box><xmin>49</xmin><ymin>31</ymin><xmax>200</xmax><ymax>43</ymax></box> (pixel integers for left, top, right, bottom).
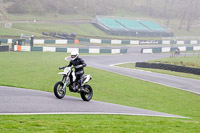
<box><xmin>0</xmin><ymin>112</ymin><xmax>188</xmax><ymax>118</ymax></box>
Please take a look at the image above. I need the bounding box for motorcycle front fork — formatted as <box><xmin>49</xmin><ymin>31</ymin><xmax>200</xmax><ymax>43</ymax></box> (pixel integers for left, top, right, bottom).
<box><xmin>63</xmin><ymin>82</ymin><xmax>67</xmax><ymax>89</ymax></box>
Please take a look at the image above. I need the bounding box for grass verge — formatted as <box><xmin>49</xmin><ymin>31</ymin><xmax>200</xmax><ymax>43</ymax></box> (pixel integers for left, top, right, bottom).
<box><xmin>0</xmin><ymin>115</ymin><xmax>200</xmax><ymax>133</ymax></box>
<box><xmin>149</xmin><ymin>55</ymin><xmax>200</xmax><ymax>68</ymax></box>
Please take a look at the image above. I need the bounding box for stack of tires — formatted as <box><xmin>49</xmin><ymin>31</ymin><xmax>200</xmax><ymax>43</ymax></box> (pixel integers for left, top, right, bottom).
<box><xmin>135</xmin><ymin>62</ymin><xmax>200</xmax><ymax>75</ymax></box>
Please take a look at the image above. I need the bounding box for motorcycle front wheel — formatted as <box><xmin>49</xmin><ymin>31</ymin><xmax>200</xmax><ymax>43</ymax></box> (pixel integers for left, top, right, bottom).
<box><xmin>54</xmin><ymin>81</ymin><xmax>66</xmax><ymax>99</ymax></box>
<box><xmin>81</xmin><ymin>84</ymin><xmax>93</xmax><ymax>101</ymax></box>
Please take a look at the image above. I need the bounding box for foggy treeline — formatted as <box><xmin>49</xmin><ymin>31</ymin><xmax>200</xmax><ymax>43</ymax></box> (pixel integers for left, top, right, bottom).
<box><xmin>3</xmin><ymin>0</ymin><xmax>200</xmax><ymax>31</ymax></box>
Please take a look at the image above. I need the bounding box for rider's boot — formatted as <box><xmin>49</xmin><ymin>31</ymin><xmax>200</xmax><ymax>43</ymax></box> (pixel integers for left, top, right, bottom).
<box><xmin>77</xmin><ymin>79</ymin><xmax>84</xmax><ymax>92</ymax></box>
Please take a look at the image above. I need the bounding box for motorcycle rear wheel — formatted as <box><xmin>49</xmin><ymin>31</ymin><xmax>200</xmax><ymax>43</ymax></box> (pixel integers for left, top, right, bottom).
<box><xmin>54</xmin><ymin>81</ymin><xmax>66</xmax><ymax>99</ymax></box>
<box><xmin>80</xmin><ymin>84</ymin><xmax>93</xmax><ymax>101</ymax></box>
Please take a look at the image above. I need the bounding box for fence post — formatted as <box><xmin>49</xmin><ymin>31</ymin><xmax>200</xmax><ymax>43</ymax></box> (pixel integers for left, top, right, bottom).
<box><xmin>30</xmin><ymin>35</ymin><xmax>34</xmax><ymax>47</ymax></box>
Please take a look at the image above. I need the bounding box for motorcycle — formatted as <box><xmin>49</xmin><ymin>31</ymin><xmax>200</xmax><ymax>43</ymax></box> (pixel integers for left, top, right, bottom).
<box><xmin>54</xmin><ymin>67</ymin><xmax>93</xmax><ymax>101</ymax></box>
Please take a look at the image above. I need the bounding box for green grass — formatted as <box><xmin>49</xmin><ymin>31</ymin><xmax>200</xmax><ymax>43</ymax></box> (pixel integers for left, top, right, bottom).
<box><xmin>13</xmin><ymin>23</ymin><xmax>106</xmax><ymax>37</ymax></box>
<box><xmin>12</xmin><ymin>23</ymin><xmax>162</xmax><ymax>40</ymax></box>
<box><xmin>0</xmin><ymin>115</ymin><xmax>200</xmax><ymax>133</ymax></box>
<box><xmin>0</xmin><ymin>26</ymin><xmax>42</xmax><ymax>36</ymax></box>
<box><xmin>149</xmin><ymin>55</ymin><xmax>200</xmax><ymax>68</ymax></box>
<box><xmin>6</xmin><ymin>13</ymin><xmax>92</xmax><ymax>21</ymax></box>
<box><xmin>117</xmin><ymin>55</ymin><xmax>200</xmax><ymax>80</ymax></box>
<box><xmin>0</xmin><ymin>52</ymin><xmax>200</xmax><ymax>132</ymax></box>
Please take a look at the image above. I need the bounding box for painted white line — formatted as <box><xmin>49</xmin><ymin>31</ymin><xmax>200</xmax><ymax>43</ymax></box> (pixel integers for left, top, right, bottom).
<box><xmin>109</xmin><ymin>62</ymin><xmax>135</xmax><ymax>66</ymax></box>
<box><xmin>0</xmin><ymin>112</ymin><xmax>188</xmax><ymax>118</ymax></box>
<box><xmin>109</xmin><ymin>63</ymin><xmax>152</xmax><ymax>73</ymax></box>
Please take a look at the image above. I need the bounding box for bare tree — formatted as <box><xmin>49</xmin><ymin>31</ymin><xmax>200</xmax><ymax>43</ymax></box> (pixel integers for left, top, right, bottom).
<box><xmin>186</xmin><ymin>0</ymin><xmax>200</xmax><ymax>31</ymax></box>
<box><xmin>145</xmin><ymin>0</ymin><xmax>153</xmax><ymax>16</ymax></box>
<box><xmin>178</xmin><ymin>0</ymin><xmax>193</xmax><ymax>30</ymax></box>
<box><xmin>165</xmin><ymin>0</ymin><xmax>175</xmax><ymax>26</ymax></box>
<box><xmin>163</xmin><ymin>0</ymin><xmax>168</xmax><ymax>17</ymax></box>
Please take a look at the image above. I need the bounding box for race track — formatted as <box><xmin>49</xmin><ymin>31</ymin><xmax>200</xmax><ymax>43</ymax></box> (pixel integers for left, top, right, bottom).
<box><xmin>0</xmin><ymin>86</ymin><xmax>186</xmax><ymax>118</ymax></box>
<box><xmin>0</xmin><ymin>46</ymin><xmax>198</xmax><ymax>118</ymax></box>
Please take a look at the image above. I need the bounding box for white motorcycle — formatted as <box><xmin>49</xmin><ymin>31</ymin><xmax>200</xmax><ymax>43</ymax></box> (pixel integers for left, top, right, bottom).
<box><xmin>54</xmin><ymin>67</ymin><xmax>93</xmax><ymax>101</ymax></box>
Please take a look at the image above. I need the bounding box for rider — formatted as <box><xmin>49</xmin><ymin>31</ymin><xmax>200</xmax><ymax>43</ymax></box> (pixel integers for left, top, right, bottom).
<box><xmin>60</xmin><ymin>51</ymin><xmax>87</xmax><ymax>92</ymax></box>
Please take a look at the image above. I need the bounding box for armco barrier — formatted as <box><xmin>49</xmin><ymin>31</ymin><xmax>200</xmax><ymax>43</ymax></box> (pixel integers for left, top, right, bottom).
<box><xmin>2</xmin><ymin>38</ymin><xmax>200</xmax><ymax>45</ymax></box>
<box><xmin>135</xmin><ymin>62</ymin><xmax>200</xmax><ymax>75</ymax></box>
<box><xmin>0</xmin><ymin>45</ymin><xmax>9</xmax><ymax>52</ymax></box>
<box><xmin>141</xmin><ymin>46</ymin><xmax>200</xmax><ymax>54</ymax></box>
<box><xmin>13</xmin><ymin>45</ymin><xmax>127</xmax><ymax>54</ymax></box>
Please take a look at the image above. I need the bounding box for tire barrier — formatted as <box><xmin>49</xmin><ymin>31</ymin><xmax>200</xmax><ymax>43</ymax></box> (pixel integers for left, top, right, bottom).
<box><xmin>49</xmin><ymin>32</ymin><xmax>57</xmax><ymax>37</ymax></box>
<box><xmin>135</xmin><ymin>62</ymin><xmax>200</xmax><ymax>75</ymax></box>
<box><xmin>42</xmin><ymin>32</ymin><xmax>49</xmax><ymax>36</ymax></box>
<box><xmin>0</xmin><ymin>45</ymin><xmax>9</xmax><ymax>52</ymax></box>
<box><xmin>42</xmin><ymin>32</ymin><xmax>76</xmax><ymax>39</ymax></box>
<box><xmin>141</xmin><ymin>46</ymin><xmax>200</xmax><ymax>54</ymax></box>
<box><xmin>13</xmin><ymin>45</ymin><xmax>127</xmax><ymax>54</ymax></box>
<box><xmin>1</xmin><ymin>38</ymin><xmax>200</xmax><ymax>45</ymax></box>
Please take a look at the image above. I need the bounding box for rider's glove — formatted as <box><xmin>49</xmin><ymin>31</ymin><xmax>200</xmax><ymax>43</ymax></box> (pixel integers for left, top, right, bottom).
<box><xmin>59</xmin><ymin>67</ymin><xmax>65</xmax><ymax>70</ymax></box>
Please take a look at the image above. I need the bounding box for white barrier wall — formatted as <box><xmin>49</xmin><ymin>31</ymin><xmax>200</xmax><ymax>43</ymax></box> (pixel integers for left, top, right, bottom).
<box><xmin>43</xmin><ymin>47</ymin><xmax>56</xmax><ymax>52</ymax></box>
<box><xmin>130</xmin><ymin>40</ymin><xmax>140</xmax><ymax>45</ymax></box>
<box><xmin>178</xmin><ymin>47</ymin><xmax>186</xmax><ymax>51</ymax></box>
<box><xmin>142</xmin><ymin>49</ymin><xmax>153</xmax><ymax>54</ymax></box>
<box><xmin>67</xmin><ymin>48</ymin><xmax>79</xmax><ymax>53</ymax></box>
<box><xmin>190</xmin><ymin>40</ymin><xmax>198</xmax><ymax>44</ymax></box>
<box><xmin>162</xmin><ymin>47</ymin><xmax>171</xmax><ymax>52</ymax></box>
<box><xmin>111</xmin><ymin>40</ymin><xmax>122</xmax><ymax>44</ymax></box>
<box><xmin>162</xmin><ymin>40</ymin><xmax>170</xmax><ymax>45</ymax></box>
<box><xmin>34</xmin><ymin>40</ymin><xmax>45</xmax><ymax>44</ymax></box>
<box><xmin>89</xmin><ymin>48</ymin><xmax>100</xmax><ymax>53</ymax></box>
<box><xmin>17</xmin><ymin>46</ymin><xmax>126</xmax><ymax>54</ymax></box>
<box><xmin>90</xmin><ymin>39</ymin><xmax>102</xmax><ymax>44</ymax></box>
<box><xmin>111</xmin><ymin>49</ymin><xmax>120</xmax><ymax>54</ymax></box>
<box><xmin>55</xmin><ymin>40</ymin><xmax>68</xmax><ymax>44</ymax></box>
<box><xmin>193</xmin><ymin>46</ymin><xmax>200</xmax><ymax>51</ymax></box>
<box><xmin>2</xmin><ymin>38</ymin><xmax>200</xmax><ymax>45</ymax></box>
<box><xmin>177</xmin><ymin>41</ymin><xmax>184</xmax><ymax>45</ymax></box>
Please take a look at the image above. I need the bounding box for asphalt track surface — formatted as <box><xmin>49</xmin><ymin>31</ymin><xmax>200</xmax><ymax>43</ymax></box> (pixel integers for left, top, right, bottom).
<box><xmin>0</xmin><ymin>46</ymin><xmax>198</xmax><ymax>118</ymax></box>
<box><xmin>0</xmin><ymin>86</ymin><xmax>186</xmax><ymax>118</ymax></box>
